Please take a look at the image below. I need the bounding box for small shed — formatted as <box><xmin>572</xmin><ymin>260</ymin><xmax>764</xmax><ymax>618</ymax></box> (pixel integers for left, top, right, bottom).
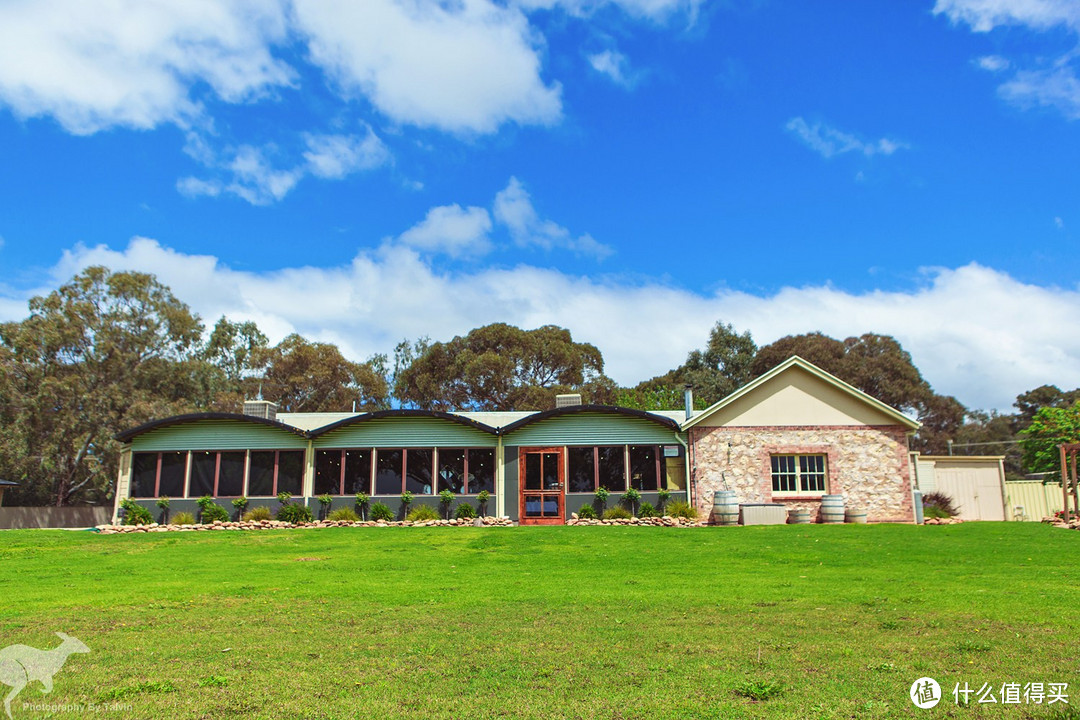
<box><xmin>916</xmin><ymin>456</ymin><xmax>1006</xmax><ymax>521</ymax></box>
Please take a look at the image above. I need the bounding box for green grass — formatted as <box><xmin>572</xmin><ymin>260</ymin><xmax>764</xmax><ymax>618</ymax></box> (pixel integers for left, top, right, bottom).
<box><xmin>0</xmin><ymin>523</ymin><xmax>1077</xmax><ymax>718</ymax></box>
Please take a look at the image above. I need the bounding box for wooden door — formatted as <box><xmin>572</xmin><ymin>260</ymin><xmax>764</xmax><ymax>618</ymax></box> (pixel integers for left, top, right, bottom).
<box><xmin>519</xmin><ymin>447</ymin><xmax>564</xmax><ymax>525</ymax></box>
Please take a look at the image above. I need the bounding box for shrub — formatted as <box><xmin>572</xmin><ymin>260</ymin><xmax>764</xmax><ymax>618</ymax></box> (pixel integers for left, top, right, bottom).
<box><xmin>231</xmin><ymin>496</ymin><xmax>249</xmax><ymax>511</ymax></box>
<box><xmin>120</xmin><ymin>499</ymin><xmax>153</xmax><ymax>526</ymax></box>
<box><xmin>370</xmin><ymin>502</ymin><xmax>394</xmax><ymax>522</ymax></box>
<box><xmin>276</xmin><ymin>491</ymin><xmax>292</xmax><ymax>505</ymax></box>
<box><xmin>195</xmin><ymin>495</ymin><xmax>217</xmax><ymax>511</ymax></box>
<box><xmin>276</xmin><ymin>503</ymin><xmax>314</xmax><ymax>524</ymax></box>
<box><xmin>454</xmin><ymin>503</ymin><xmax>476</xmax><ymax>520</ymax></box>
<box><xmin>924</xmin><ymin>505</ymin><xmax>951</xmax><ymax>519</ymax></box>
<box><xmin>594</xmin><ymin>487</ymin><xmax>610</xmax><ymax>504</ymax></box>
<box><xmin>638</xmin><ymin>501</ymin><xmax>656</xmax><ymax>518</ymax></box>
<box><xmin>317</xmin><ymin>494</ymin><xmax>333</xmax><ymax>506</ymax></box>
<box><xmin>476</xmin><ymin>489</ymin><xmax>491</xmax><ymax>514</ymax></box>
<box><xmin>155</xmin><ymin>497</ymin><xmax>170</xmax><ymax>510</ymax></box>
<box><xmin>172</xmin><ymin>511</ymin><xmax>196</xmax><ymax>525</ymax></box>
<box><xmin>355</xmin><ymin>492</ymin><xmax>370</xmax><ymax>520</ymax></box>
<box><xmin>657</xmin><ymin>488</ymin><xmax>671</xmax><ymax>508</ymax></box>
<box><xmin>923</xmin><ymin>491</ymin><xmax>958</xmax><ymax>518</ymax></box>
<box><xmin>439</xmin><ymin>489</ymin><xmax>455</xmax><ymax>518</ymax></box>
<box><xmin>665</xmin><ymin>500</ymin><xmax>698</xmax><ymax>520</ymax></box>
<box><xmin>602</xmin><ymin>506</ymin><xmax>633</xmax><ymax>520</ymax></box>
<box><xmin>200</xmin><ymin>503</ymin><xmax>229</xmax><ymax>524</ymax></box>
<box><xmin>406</xmin><ymin>504</ymin><xmax>440</xmax><ymax>522</ymax></box>
<box><xmin>242</xmin><ymin>506</ymin><xmax>273</xmax><ymax>522</ymax></box>
<box><xmin>621</xmin><ymin>488</ymin><xmax>641</xmax><ymax>515</ymax></box>
<box><xmin>327</xmin><ymin>507</ymin><xmax>360</xmax><ymax>522</ymax></box>
<box><xmin>576</xmin><ymin>504</ymin><xmax>597</xmax><ymax>520</ymax></box>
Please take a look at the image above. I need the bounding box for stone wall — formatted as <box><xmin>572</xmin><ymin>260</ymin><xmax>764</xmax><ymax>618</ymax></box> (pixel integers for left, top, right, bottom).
<box><xmin>689</xmin><ymin>425</ymin><xmax>914</xmax><ymax>523</ymax></box>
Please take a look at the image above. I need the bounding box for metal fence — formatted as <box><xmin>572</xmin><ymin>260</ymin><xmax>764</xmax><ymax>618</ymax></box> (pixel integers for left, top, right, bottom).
<box><xmin>1003</xmin><ymin>481</ymin><xmax>1064</xmax><ymax>522</ymax></box>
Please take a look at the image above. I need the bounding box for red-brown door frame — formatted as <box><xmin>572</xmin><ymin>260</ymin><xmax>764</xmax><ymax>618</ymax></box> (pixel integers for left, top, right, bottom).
<box><xmin>518</xmin><ymin>447</ymin><xmax>565</xmax><ymax>525</ymax></box>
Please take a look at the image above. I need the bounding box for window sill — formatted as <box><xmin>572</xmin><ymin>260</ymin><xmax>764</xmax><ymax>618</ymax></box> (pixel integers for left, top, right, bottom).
<box><xmin>770</xmin><ymin>495</ymin><xmax>827</xmax><ymax>502</ymax></box>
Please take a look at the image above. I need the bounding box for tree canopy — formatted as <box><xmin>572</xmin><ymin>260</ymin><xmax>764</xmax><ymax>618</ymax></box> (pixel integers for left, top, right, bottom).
<box><xmin>634</xmin><ymin>321</ymin><xmax>756</xmax><ymax>407</ymax></box>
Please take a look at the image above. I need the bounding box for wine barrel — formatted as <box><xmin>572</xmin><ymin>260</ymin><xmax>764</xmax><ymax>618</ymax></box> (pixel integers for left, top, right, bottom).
<box><xmin>712</xmin><ymin>490</ymin><xmax>739</xmax><ymax>526</ymax></box>
<box><xmin>845</xmin><ymin>508</ymin><xmax>868</xmax><ymax>524</ymax></box>
<box><xmin>787</xmin><ymin>508</ymin><xmax>812</xmax><ymax>524</ymax></box>
<box><xmin>820</xmin><ymin>494</ymin><xmax>845</xmax><ymax>524</ymax></box>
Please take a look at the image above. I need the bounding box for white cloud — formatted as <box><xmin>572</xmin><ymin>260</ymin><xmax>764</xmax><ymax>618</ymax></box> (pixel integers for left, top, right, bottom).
<box><xmin>180</xmin><ymin>129</ymin><xmax>391</xmax><ymax>205</ymax></box>
<box><xmin>517</xmin><ymin>0</ymin><xmax>702</xmax><ymax>22</ymax></box>
<box><xmin>291</xmin><ymin>0</ymin><xmax>562</xmax><ymax>134</ymax></box>
<box><xmin>933</xmin><ymin>0</ymin><xmax>1080</xmax><ymax>33</ymax></box>
<box><xmin>976</xmin><ymin>54</ymin><xmax>1011</xmax><ymax>71</ymax></box>
<box><xmin>0</xmin><ymin>0</ymin><xmax>293</xmax><ymax>134</ymax></box>
<box><xmin>1055</xmin><ymin>216</ymin><xmax>1065</xmax><ymax>228</ymax></box>
<box><xmin>398</xmin><ymin>204</ymin><xmax>494</xmax><ymax>257</ymax></box>
<box><xmin>588</xmin><ymin>50</ymin><xmax>635</xmax><ymax>87</ymax></box>
<box><xmin>785</xmin><ymin>117</ymin><xmax>909</xmax><ymax>159</ymax></box>
<box><xmin>493</xmin><ymin>177</ymin><xmax>614</xmax><ymax>259</ymax></box>
<box><xmin>6</xmin><ymin>238</ymin><xmax>1080</xmax><ymax>413</ymax></box>
<box><xmin>998</xmin><ymin>65</ymin><xmax>1080</xmax><ymax>118</ymax></box>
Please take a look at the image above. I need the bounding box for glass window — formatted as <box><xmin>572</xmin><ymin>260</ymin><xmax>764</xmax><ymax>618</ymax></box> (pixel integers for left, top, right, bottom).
<box><xmin>158</xmin><ymin>452</ymin><xmax>186</xmax><ymax>497</ymax></box>
<box><xmin>524</xmin><ymin>452</ymin><xmax>542</xmax><ymax>490</ymax></box>
<box><xmin>467</xmin><ymin>449</ymin><xmax>494</xmax><ymax>495</ymax></box>
<box><xmin>277</xmin><ymin>451</ymin><xmax>304</xmax><ymax>496</ymax></box>
<box><xmin>344</xmin><ymin>450</ymin><xmax>372</xmax><ymax>495</ymax></box>
<box><xmin>771</xmin><ymin>454</ymin><xmax>827</xmax><ymax>495</ymax></box>
<box><xmin>542</xmin><ymin>452</ymin><xmax>560</xmax><ymax>490</ymax></box>
<box><xmin>628</xmin><ymin>446</ymin><xmax>659</xmax><ymax>491</ymax></box>
<box><xmin>438</xmin><ymin>448</ymin><xmax>466</xmax><ymax>494</ymax></box>
<box><xmin>217</xmin><ymin>452</ymin><xmax>245</xmax><ymax>496</ymax></box>
<box><xmin>315</xmin><ymin>450</ymin><xmax>343</xmax><ymax>495</ymax></box>
<box><xmin>189</xmin><ymin>452</ymin><xmax>216</xmax><ymax>497</ymax></box>
<box><xmin>375</xmin><ymin>449</ymin><xmax>403</xmax><ymax>495</ymax></box>
<box><xmin>130</xmin><ymin>453</ymin><xmax>158</xmax><ymax>498</ymax></box>
<box><xmin>596</xmin><ymin>446</ymin><xmax>626</xmax><ymax>493</ymax></box>
<box><xmin>248</xmin><ymin>451</ymin><xmax>276</xmax><ymax>496</ymax></box>
<box><xmin>567</xmin><ymin>447</ymin><xmax>595</xmax><ymax>493</ymax></box>
<box><xmin>406</xmin><ymin>449</ymin><xmax>434</xmax><ymax>495</ymax></box>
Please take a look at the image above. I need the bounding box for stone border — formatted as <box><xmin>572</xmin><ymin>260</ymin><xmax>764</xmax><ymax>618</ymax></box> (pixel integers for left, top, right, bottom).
<box><xmin>96</xmin><ymin>516</ymin><xmax>513</xmax><ymax>534</ymax></box>
<box><xmin>923</xmin><ymin>517</ymin><xmax>965</xmax><ymax>525</ymax></box>
<box><xmin>1042</xmin><ymin>516</ymin><xmax>1080</xmax><ymax>530</ymax></box>
<box><xmin>567</xmin><ymin>516</ymin><xmax>704</xmax><ymax>527</ymax></box>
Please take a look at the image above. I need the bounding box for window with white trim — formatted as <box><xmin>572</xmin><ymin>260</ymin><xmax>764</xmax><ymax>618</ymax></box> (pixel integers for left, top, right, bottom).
<box><xmin>770</xmin><ymin>454</ymin><xmax>827</xmax><ymax>496</ymax></box>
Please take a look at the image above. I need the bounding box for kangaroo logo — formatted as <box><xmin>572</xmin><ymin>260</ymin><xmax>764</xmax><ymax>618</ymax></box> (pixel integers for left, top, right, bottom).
<box><xmin>0</xmin><ymin>632</ymin><xmax>89</xmax><ymax>719</ymax></box>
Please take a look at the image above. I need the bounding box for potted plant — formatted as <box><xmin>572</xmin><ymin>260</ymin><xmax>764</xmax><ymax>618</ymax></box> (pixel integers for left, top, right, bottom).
<box><xmin>621</xmin><ymin>488</ymin><xmax>641</xmax><ymax>517</ymax></box>
<box><xmin>594</xmin><ymin>487</ymin><xmax>610</xmax><ymax>516</ymax></box>
<box><xmin>400</xmin><ymin>491</ymin><xmax>413</xmax><ymax>520</ymax></box>
<box><xmin>155</xmin><ymin>496</ymin><xmax>170</xmax><ymax>524</ymax></box>
<box><xmin>657</xmin><ymin>488</ymin><xmax>671</xmax><ymax>513</ymax></box>
<box><xmin>231</xmin><ymin>496</ymin><xmax>249</xmax><ymax>521</ymax></box>
<box><xmin>317</xmin><ymin>493</ymin><xmax>333</xmax><ymax>520</ymax></box>
<box><xmin>476</xmin><ymin>490</ymin><xmax>490</xmax><ymax>517</ymax></box>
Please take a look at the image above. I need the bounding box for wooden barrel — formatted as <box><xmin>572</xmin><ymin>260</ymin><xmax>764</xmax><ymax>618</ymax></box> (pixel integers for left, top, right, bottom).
<box><xmin>712</xmin><ymin>490</ymin><xmax>739</xmax><ymax>526</ymax></box>
<box><xmin>820</xmin><ymin>494</ymin><xmax>845</xmax><ymax>524</ymax></box>
<box><xmin>845</xmin><ymin>508</ymin><xmax>868</xmax><ymax>524</ymax></box>
<box><xmin>787</xmin><ymin>508</ymin><xmax>812</xmax><ymax>524</ymax></box>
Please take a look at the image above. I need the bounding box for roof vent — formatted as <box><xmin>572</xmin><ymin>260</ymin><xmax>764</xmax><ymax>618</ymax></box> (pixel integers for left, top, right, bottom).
<box><xmin>243</xmin><ymin>400</ymin><xmax>278</xmax><ymax>421</ymax></box>
<box><xmin>555</xmin><ymin>393</ymin><xmax>582</xmax><ymax>408</ymax></box>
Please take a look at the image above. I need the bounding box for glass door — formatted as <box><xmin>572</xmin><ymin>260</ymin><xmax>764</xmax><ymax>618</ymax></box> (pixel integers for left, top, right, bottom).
<box><xmin>519</xmin><ymin>447</ymin><xmax>564</xmax><ymax>525</ymax></box>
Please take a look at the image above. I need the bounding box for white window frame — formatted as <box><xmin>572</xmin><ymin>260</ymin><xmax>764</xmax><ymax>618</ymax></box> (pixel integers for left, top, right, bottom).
<box><xmin>770</xmin><ymin>454</ymin><xmax>828</xmax><ymax>497</ymax></box>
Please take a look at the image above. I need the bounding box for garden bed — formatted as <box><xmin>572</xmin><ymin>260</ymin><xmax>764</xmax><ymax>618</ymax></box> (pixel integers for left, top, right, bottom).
<box><xmin>96</xmin><ymin>516</ymin><xmax>513</xmax><ymax>534</ymax></box>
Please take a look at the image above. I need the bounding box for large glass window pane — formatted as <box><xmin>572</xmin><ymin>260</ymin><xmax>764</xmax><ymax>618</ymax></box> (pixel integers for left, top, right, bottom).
<box><xmin>375</xmin><ymin>449</ymin><xmax>403</xmax><ymax>495</ymax></box>
<box><xmin>437</xmin><ymin>448</ymin><xmax>466</xmax><ymax>494</ymax></box>
<box><xmin>567</xmin><ymin>447</ymin><xmax>595</xmax><ymax>493</ymax></box>
<box><xmin>344</xmin><ymin>450</ymin><xmax>372</xmax><ymax>495</ymax></box>
<box><xmin>248</xmin><ymin>451</ymin><xmax>276</xmax><ymax>496</ymax></box>
<box><xmin>158</xmin><ymin>452</ymin><xmax>186</xmax><ymax>497</ymax></box>
<box><xmin>406</xmin><ymin>449</ymin><xmax>434</xmax><ymax>495</ymax></box>
<box><xmin>277</xmin><ymin>451</ymin><xmax>304</xmax><ymax>495</ymax></box>
<box><xmin>629</xmin><ymin>446</ymin><xmax>658</xmax><ymax>491</ymax></box>
<box><xmin>524</xmin><ymin>495</ymin><xmax>543</xmax><ymax>517</ymax></box>
<box><xmin>189</xmin><ymin>452</ymin><xmax>216</xmax><ymax>497</ymax></box>
<box><xmin>467</xmin><ymin>449</ymin><xmax>494</xmax><ymax>495</ymax></box>
<box><xmin>524</xmin><ymin>453</ymin><xmax>542</xmax><ymax>490</ymax></box>
<box><xmin>314</xmin><ymin>450</ymin><xmax>343</xmax><ymax>495</ymax></box>
<box><xmin>542</xmin><ymin>453</ymin><xmax>560</xmax><ymax>490</ymax></box>
<box><xmin>799</xmin><ymin>455</ymin><xmax>827</xmax><ymax>493</ymax></box>
<box><xmin>596</xmin><ymin>446</ymin><xmax>626</xmax><ymax>493</ymax></box>
<box><xmin>218</xmin><ymin>452</ymin><xmax>245</xmax><ymax>496</ymax></box>
<box><xmin>543</xmin><ymin>496</ymin><xmax>559</xmax><ymax>516</ymax></box>
<box><xmin>130</xmin><ymin>453</ymin><xmax>158</xmax><ymax>498</ymax></box>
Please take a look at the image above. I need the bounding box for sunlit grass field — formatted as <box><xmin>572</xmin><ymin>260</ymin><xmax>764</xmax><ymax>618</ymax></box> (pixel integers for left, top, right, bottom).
<box><xmin>0</xmin><ymin>523</ymin><xmax>1077</xmax><ymax>719</ymax></box>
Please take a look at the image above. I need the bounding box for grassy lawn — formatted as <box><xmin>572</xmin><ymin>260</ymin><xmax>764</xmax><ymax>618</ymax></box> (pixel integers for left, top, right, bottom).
<box><xmin>0</xmin><ymin>523</ymin><xmax>1077</xmax><ymax>719</ymax></box>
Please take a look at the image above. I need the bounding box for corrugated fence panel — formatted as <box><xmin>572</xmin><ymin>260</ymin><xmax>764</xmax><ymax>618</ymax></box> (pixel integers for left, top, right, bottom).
<box><xmin>1004</xmin><ymin>481</ymin><xmax>1064</xmax><ymax>522</ymax></box>
<box><xmin>132</xmin><ymin>420</ymin><xmax>308</xmax><ymax>451</ymax></box>
<box><xmin>315</xmin><ymin>416</ymin><xmax>498</xmax><ymax>448</ymax></box>
<box><xmin>503</xmin><ymin>412</ymin><xmax>681</xmax><ymax>446</ymax></box>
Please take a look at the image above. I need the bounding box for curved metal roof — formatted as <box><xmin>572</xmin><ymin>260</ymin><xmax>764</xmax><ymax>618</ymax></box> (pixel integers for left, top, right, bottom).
<box><xmin>497</xmin><ymin>404</ymin><xmax>681</xmax><ymax>434</ymax></box>
<box><xmin>307</xmin><ymin>409</ymin><xmax>500</xmax><ymax>437</ymax></box>
<box><xmin>114</xmin><ymin>413</ymin><xmax>310</xmax><ymax>442</ymax></box>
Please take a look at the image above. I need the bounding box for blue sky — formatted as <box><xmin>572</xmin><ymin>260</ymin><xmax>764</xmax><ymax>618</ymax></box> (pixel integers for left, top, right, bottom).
<box><xmin>1</xmin><ymin>0</ymin><xmax>1079</xmax><ymax>411</ymax></box>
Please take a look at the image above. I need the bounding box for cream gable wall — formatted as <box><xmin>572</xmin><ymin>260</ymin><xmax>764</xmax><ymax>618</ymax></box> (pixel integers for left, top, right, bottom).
<box><xmin>695</xmin><ymin>365</ymin><xmax>906</xmax><ymax>428</ymax></box>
